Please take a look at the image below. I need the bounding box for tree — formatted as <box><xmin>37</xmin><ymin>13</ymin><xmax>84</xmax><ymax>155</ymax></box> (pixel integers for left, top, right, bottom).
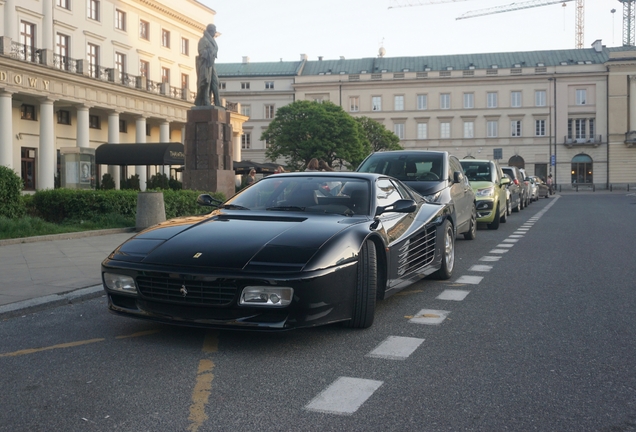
<box><xmin>262</xmin><ymin>100</ymin><xmax>369</xmax><ymax>170</ymax></box>
<box><xmin>355</xmin><ymin>116</ymin><xmax>403</xmax><ymax>153</ymax></box>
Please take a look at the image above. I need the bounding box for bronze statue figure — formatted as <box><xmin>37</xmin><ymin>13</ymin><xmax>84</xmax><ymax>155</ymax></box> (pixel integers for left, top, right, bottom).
<box><xmin>194</xmin><ymin>24</ymin><xmax>221</xmax><ymax>107</ymax></box>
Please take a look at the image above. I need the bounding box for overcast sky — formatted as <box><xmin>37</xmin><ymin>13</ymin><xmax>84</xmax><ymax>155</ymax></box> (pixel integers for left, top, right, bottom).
<box><xmin>200</xmin><ymin>0</ymin><xmax>620</xmax><ymax>64</ymax></box>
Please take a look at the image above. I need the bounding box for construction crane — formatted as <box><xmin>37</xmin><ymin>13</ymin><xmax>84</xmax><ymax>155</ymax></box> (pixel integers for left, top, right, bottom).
<box><xmin>388</xmin><ymin>0</ymin><xmax>472</xmax><ymax>8</ymax></box>
<box><xmin>621</xmin><ymin>0</ymin><xmax>636</xmax><ymax>46</ymax></box>
<box><xmin>456</xmin><ymin>0</ymin><xmax>585</xmax><ymax>49</ymax></box>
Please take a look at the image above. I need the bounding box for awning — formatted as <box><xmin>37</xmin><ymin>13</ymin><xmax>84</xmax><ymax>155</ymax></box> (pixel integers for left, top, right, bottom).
<box><xmin>95</xmin><ymin>143</ymin><xmax>184</xmax><ymax>166</ymax></box>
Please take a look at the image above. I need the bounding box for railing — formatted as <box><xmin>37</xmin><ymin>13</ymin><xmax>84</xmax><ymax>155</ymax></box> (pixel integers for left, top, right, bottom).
<box><xmin>10</xmin><ymin>42</ymin><xmax>40</xmax><ymax>63</ymax></box>
<box><xmin>563</xmin><ymin>135</ymin><xmax>603</xmax><ymax>147</ymax></box>
<box><xmin>52</xmin><ymin>54</ymin><xmax>77</xmax><ymax>73</ymax></box>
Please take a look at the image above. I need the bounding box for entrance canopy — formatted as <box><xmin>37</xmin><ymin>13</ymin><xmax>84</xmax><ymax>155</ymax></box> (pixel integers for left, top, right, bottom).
<box><xmin>95</xmin><ymin>143</ymin><xmax>184</xmax><ymax>166</ymax></box>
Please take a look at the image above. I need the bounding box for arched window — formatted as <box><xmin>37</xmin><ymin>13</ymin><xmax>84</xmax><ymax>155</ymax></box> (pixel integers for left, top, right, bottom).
<box><xmin>508</xmin><ymin>155</ymin><xmax>525</xmax><ymax>169</ymax></box>
<box><xmin>571</xmin><ymin>154</ymin><xmax>593</xmax><ymax>184</ymax></box>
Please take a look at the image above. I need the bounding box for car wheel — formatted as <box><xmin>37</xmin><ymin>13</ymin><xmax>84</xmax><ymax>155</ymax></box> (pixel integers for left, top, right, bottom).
<box><xmin>488</xmin><ymin>204</ymin><xmax>501</xmax><ymax>230</ymax></box>
<box><xmin>513</xmin><ymin>198</ymin><xmax>521</xmax><ymax>213</ymax></box>
<box><xmin>432</xmin><ymin>220</ymin><xmax>455</xmax><ymax>280</ymax></box>
<box><xmin>345</xmin><ymin>239</ymin><xmax>377</xmax><ymax>329</ymax></box>
<box><xmin>520</xmin><ymin>195</ymin><xmax>525</xmax><ymax>210</ymax></box>
<box><xmin>500</xmin><ymin>202</ymin><xmax>508</xmax><ymax>223</ymax></box>
<box><xmin>507</xmin><ymin>199</ymin><xmax>512</xmax><ymax>216</ymax></box>
<box><xmin>463</xmin><ymin>204</ymin><xmax>477</xmax><ymax>240</ymax></box>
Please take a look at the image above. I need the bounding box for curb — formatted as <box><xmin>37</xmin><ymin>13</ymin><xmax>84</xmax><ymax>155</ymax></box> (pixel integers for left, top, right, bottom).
<box><xmin>0</xmin><ymin>227</ymin><xmax>136</xmax><ymax>247</ymax></box>
<box><xmin>0</xmin><ymin>285</ymin><xmax>105</xmax><ymax>319</ymax></box>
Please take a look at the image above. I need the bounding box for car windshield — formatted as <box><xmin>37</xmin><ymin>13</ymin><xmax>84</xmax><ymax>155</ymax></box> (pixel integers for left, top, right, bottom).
<box><xmin>460</xmin><ymin>162</ymin><xmax>492</xmax><ymax>182</ymax></box>
<box><xmin>358</xmin><ymin>153</ymin><xmax>443</xmax><ymax>182</ymax></box>
<box><xmin>225</xmin><ymin>175</ymin><xmax>371</xmax><ymax>216</ymax></box>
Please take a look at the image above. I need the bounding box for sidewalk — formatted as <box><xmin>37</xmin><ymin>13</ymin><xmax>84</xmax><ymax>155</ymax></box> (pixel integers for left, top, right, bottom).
<box><xmin>0</xmin><ymin>228</ymin><xmax>136</xmax><ymax>317</ymax></box>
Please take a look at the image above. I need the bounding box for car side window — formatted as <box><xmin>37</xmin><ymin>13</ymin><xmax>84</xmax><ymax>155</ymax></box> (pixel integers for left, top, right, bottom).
<box><xmin>376</xmin><ymin>178</ymin><xmax>403</xmax><ymax>208</ymax></box>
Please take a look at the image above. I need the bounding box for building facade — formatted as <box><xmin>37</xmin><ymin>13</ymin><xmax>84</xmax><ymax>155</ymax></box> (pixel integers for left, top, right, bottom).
<box><xmin>0</xmin><ymin>0</ymin><xmax>215</xmax><ymax>190</ymax></box>
<box><xmin>218</xmin><ymin>41</ymin><xmax>636</xmax><ymax>188</ymax></box>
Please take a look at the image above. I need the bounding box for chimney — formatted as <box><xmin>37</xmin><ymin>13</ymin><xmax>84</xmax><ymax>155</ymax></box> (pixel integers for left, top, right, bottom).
<box><xmin>318</xmin><ymin>56</ymin><xmax>323</xmax><ymax>61</ymax></box>
<box><xmin>592</xmin><ymin>40</ymin><xmax>603</xmax><ymax>53</ymax></box>
<box><xmin>300</xmin><ymin>54</ymin><xmax>307</xmax><ymax>61</ymax></box>
<box><xmin>242</xmin><ymin>56</ymin><xmax>250</xmax><ymax>64</ymax></box>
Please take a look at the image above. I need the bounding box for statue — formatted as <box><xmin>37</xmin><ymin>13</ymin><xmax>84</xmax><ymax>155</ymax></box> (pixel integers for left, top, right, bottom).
<box><xmin>194</xmin><ymin>24</ymin><xmax>221</xmax><ymax>107</ymax></box>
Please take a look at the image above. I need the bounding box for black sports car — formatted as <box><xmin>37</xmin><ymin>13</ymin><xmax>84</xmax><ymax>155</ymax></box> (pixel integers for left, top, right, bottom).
<box><xmin>102</xmin><ymin>172</ymin><xmax>454</xmax><ymax>330</ymax></box>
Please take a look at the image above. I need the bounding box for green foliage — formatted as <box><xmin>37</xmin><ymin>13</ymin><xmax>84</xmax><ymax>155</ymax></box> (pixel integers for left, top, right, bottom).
<box><xmin>100</xmin><ymin>173</ymin><xmax>116</xmax><ymax>190</ymax></box>
<box><xmin>32</xmin><ymin>189</ymin><xmax>139</xmax><ymax>223</ymax></box>
<box><xmin>161</xmin><ymin>189</ymin><xmax>225</xmax><ymax>219</ymax></box>
<box><xmin>0</xmin><ymin>215</ymin><xmax>135</xmax><ymax>240</ymax></box>
<box><xmin>262</xmin><ymin>100</ymin><xmax>368</xmax><ymax>170</ymax></box>
<box><xmin>0</xmin><ymin>166</ymin><xmax>25</xmax><ymax>218</ymax></box>
<box><xmin>121</xmin><ymin>174</ymin><xmax>140</xmax><ymax>190</ymax></box>
<box><xmin>147</xmin><ymin>173</ymin><xmax>183</xmax><ymax>191</ymax></box>
<box><xmin>355</xmin><ymin>116</ymin><xmax>403</xmax><ymax>153</ymax></box>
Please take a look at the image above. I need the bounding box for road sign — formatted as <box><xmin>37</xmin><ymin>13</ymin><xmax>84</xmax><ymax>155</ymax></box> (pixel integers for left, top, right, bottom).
<box><xmin>551</xmin><ymin>155</ymin><xmax>556</xmax><ymax>166</ymax></box>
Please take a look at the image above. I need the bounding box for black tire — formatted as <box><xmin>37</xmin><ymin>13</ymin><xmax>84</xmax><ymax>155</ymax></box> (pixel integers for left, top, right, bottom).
<box><xmin>487</xmin><ymin>204</ymin><xmax>500</xmax><ymax>230</ymax></box>
<box><xmin>432</xmin><ymin>220</ymin><xmax>455</xmax><ymax>280</ymax></box>
<box><xmin>463</xmin><ymin>204</ymin><xmax>477</xmax><ymax>240</ymax></box>
<box><xmin>513</xmin><ymin>197</ymin><xmax>521</xmax><ymax>213</ymax></box>
<box><xmin>520</xmin><ymin>194</ymin><xmax>525</xmax><ymax>210</ymax></box>
<box><xmin>500</xmin><ymin>202</ymin><xmax>508</xmax><ymax>223</ymax></box>
<box><xmin>345</xmin><ymin>240</ymin><xmax>377</xmax><ymax>329</ymax></box>
<box><xmin>507</xmin><ymin>199</ymin><xmax>512</xmax><ymax>216</ymax></box>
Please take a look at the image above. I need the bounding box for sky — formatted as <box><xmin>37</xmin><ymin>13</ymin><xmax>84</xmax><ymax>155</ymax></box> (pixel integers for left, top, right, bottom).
<box><xmin>199</xmin><ymin>0</ymin><xmax>621</xmax><ymax>64</ymax></box>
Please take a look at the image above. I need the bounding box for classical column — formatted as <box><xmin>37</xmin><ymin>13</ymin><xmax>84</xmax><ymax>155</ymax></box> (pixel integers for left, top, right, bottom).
<box><xmin>0</xmin><ymin>90</ymin><xmax>14</xmax><ymax>168</ymax></box>
<box><xmin>107</xmin><ymin>111</ymin><xmax>121</xmax><ymax>189</ymax></box>
<box><xmin>135</xmin><ymin>116</ymin><xmax>147</xmax><ymax>191</ymax></box>
<box><xmin>4</xmin><ymin>0</ymin><xmax>17</xmax><ymax>40</ymax></box>
<box><xmin>630</xmin><ymin>75</ymin><xmax>636</xmax><ymax>132</ymax></box>
<box><xmin>38</xmin><ymin>99</ymin><xmax>55</xmax><ymax>190</ymax></box>
<box><xmin>42</xmin><ymin>0</ymin><xmax>53</xmax><ymax>50</ymax></box>
<box><xmin>76</xmin><ymin>105</ymin><xmax>90</xmax><ymax>148</ymax></box>
<box><xmin>160</xmin><ymin>121</ymin><xmax>169</xmax><ymax>175</ymax></box>
<box><xmin>233</xmin><ymin>132</ymin><xmax>242</xmax><ymax>187</ymax></box>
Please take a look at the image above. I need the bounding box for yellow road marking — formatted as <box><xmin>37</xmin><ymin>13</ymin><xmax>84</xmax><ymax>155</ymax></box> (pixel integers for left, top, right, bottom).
<box><xmin>187</xmin><ymin>332</ymin><xmax>218</xmax><ymax>432</ymax></box>
<box><xmin>0</xmin><ymin>338</ymin><xmax>104</xmax><ymax>358</ymax></box>
<box><xmin>115</xmin><ymin>329</ymin><xmax>161</xmax><ymax>339</ymax></box>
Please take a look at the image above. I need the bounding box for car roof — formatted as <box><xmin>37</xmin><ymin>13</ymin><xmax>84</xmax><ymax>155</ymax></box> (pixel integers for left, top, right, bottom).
<box><xmin>366</xmin><ymin>150</ymin><xmax>448</xmax><ymax>157</ymax></box>
<box><xmin>267</xmin><ymin>171</ymin><xmax>383</xmax><ymax>181</ymax></box>
<box><xmin>460</xmin><ymin>159</ymin><xmax>495</xmax><ymax>164</ymax></box>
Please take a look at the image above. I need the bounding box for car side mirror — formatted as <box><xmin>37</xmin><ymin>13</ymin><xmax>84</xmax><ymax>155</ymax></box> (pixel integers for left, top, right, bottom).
<box><xmin>501</xmin><ymin>176</ymin><xmax>511</xmax><ymax>186</ymax></box>
<box><xmin>453</xmin><ymin>171</ymin><xmax>464</xmax><ymax>183</ymax></box>
<box><xmin>375</xmin><ymin>199</ymin><xmax>417</xmax><ymax>216</ymax></box>
<box><xmin>197</xmin><ymin>194</ymin><xmax>222</xmax><ymax>207</ymax></box>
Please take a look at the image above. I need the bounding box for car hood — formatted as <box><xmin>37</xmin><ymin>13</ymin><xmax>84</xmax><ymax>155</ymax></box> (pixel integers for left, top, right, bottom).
<box><xmin>402</xmin><ymin>180</ymin><xmax>445</xmax><ymax>196</ymax></box>
<box><xmin>468</xmin><ymin>181</ymin><xmax>495</xmax><ymax>191</ymax></box>
<box><xmin>109</xmin><ymin>212</ymin><xmax>362</xmax><ymax>270</ymax></box>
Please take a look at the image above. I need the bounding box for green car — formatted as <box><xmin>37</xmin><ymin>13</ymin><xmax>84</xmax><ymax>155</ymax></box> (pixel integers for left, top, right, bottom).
<box><xmin>460</xmin><ymin>159</ymin><xmax>510</xmax><ymax>230</ymax></box>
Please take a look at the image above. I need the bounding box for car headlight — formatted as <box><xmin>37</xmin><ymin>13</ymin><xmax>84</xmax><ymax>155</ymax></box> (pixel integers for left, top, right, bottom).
<box><xmin>103</xmin><ymin>273</ymin><xmax>138</xmax><ymax>294</ymax></box>
<box><xmin>424</xmin><ymin>191</ymin><xmax>442</xmax><ymax>202</ymax></box>
<box><xmin>476</xmin><ymin>186</ymin><xmax>495</xmax><ymax>198</ymax></box>
<box><xmin>240</xmin><ymin>287</ymin><xmax>293</xmax><ymax>307</ymax></box>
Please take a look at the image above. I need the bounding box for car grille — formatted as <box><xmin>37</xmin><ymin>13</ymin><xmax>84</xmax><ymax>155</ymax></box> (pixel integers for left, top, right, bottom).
<box><xmin>136</xmin><ymin>274</ymin><xmax>237</xmax><ymax>306</ymax></box>
<box><xmin>397</xmin><ymin>225</ymin><xmax>436</xmax><ymax>276</ymax></box>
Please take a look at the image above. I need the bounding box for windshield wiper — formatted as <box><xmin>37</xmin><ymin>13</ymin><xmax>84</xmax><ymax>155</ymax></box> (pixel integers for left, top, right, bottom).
<box><xmin>266</xmin><ymin>206</ymin><xmax>306</xmax><ymax>212</ymax></box>
<box><xmin>220</xmin><ymin>204</ymin><xmax>250</xmax><ymax>210</ymax></box>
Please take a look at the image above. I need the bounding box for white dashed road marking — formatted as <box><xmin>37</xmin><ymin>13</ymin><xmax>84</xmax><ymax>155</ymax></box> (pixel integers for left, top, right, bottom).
<box><xmin>480</xmin><ymin>256</ymin><xmax>501</xmax><ymax>262</ymax></box>
<box><xmin>490</xmin><ymin>249</ymin><xmax>509</xmax><ymax>254</ymax></box>
<box><xmin>503</xmin><ymin>238</ymin><xmax>518</xmax><ymax>243</ymax></box>
<box><xmin>496</xmin><ymin>243</ymin><xmax>514</xmax><ymax>248</ymax></box>
<box><xmin>305</xmin><ymin>377</ymin><xmax>383</xmax><ymax>415</ymax></box>
<box><xmin>469</xmin><ymin>265</ymin><xmax>492</xmax><ymax>272</ymax></box>
<box><xmin>437</xmin><ymin>289</ymin><xmax>470</xmax><ymax>301</ymax></box>
<box><xmin>410</xmin><ymin>309</ymin><xmax>450</xmax><ymax>325</ymax></box>
<box><xmin>455</xmin><ymin>275</ymin><xmax>483</xmax><ymax>284</ymax></box>
<box><xmin>366</xmin><ymin>336</ymin><xmax>425</xmax><ymax>360</ymax></box>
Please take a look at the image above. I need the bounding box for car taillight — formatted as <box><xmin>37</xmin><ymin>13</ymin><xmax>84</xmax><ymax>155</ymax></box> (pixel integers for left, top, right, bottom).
<box><xmin>514</xmin><ymin>179</ymin><xmax>519</xmax><ymax>185</ymax></box>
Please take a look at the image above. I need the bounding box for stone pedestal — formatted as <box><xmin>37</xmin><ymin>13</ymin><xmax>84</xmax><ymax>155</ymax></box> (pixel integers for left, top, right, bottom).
<box><xmin>136</xmin><ymin>192</ymin><xmax>166</xmax><ymax>231</ymax></box>
<box><xmin>183</xmin><ymin>106</ymin><xmax>235</xmax><ymax>199</ymax></box>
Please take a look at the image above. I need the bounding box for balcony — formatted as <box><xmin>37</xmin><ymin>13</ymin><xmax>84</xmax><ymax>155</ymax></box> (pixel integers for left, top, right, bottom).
<box><xmin>563</xmin><ymin>135</ymin><xmax>603</xmax><ymax>148</ymax></box>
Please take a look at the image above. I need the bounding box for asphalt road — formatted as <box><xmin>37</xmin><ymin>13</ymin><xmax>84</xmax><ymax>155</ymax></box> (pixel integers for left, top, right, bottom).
<box><xmin>1</xmin><ymin>192</ymin><xmax>635</xmax><ymax>431</ymax></box>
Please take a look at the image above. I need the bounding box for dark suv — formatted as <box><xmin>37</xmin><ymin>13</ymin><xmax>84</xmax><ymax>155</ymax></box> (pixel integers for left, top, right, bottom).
<box><xmin>356</xmin><ymin>150</ymin><xmax>477</xmax><ymax>240</ymax></box>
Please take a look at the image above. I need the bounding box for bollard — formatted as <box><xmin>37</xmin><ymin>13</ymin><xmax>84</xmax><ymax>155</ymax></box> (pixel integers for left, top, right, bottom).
<box><xmin>136</xmin><ymin>191</ymin><xmax>166</xmax><ymax>231</ymax></box>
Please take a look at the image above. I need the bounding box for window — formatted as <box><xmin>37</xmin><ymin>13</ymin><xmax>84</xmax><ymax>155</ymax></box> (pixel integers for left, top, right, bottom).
<box><xmin>349</xmin><ymin>97</ymin><xmax>359</xmax><ymax>112</ymax></box>
<box><xmin>139</xmin><ymin>20</ymin><xmax>149</xmax><ymax>40</ymax></box>
<box><xmin>372</xmin><ymin>96</ymin><xmax>382</xmax><ymax>111</ymax></box>
<box><xmin>417</xmin><ymin>94</ymin><xmax>427</xmax><ymax>110</ymax></box>
<box><xmin>440</xmin><ymin>122</ymin><xmax>451</xmax><ymax>139</ymax></box>
<box><xmin>119</xmin><ymin>119</ymin><xmax>127</xmax><ymax>133</ymax></box>
<box><xmin>394</xmin><ymin>95</ymin><xmax>404</xmax><ymax>111</ymax></box>
<box><xmin>487</xmin><ymin>92</ymin><xmax>498</xmax><ymax>108</ymax></box>
<box><xmin>161</xmin><ymin>67</ymin><xmax>170</xmax><ymax>84</ymax></box>
<box><xmin>463</xmin><ymin>93</ymin><xmax>474</xmax><ymax>109</ymax></box>
<box><xmin>535</xmin><ymin>119</ymin><xmax>546</xmax><ymax>136</ymax></box>
<box><xmin>219</xmin><ymin>82</ymin><xmax>226</xmax><ymax>90</ymax></box>
<box><xmin>181</xmin><ymin>73</ymin><xmax>189</xmax><ymax>90</ymax></box>
<box><xmin>440</xmin><ymin>93</ymin><xmax>450</xmax><ymax>109</ymax></box>
<box><xmin>575</xmin><ymin>119</ymin><xmax>586</xmax><ymax>139</ymax></box>
<box><xmin>162</xmin><ymin>29</ymin><xmax>170</xmax><ymax>48</ymax></box>
<box><xmin>139</xmin><ymin>60</ymin><xmax>149</xmax><ymax>77</ymax></box>
<box><xmin>115</xmin><ymin>9</ymin><xmax>126</xmax><ymax>31</ymax></box>
<box><xmin>56</xmin><ymin>0</ymin><xmax>70</xmax><ymax>10</ymax></box>
<box><xmin>264</xmin><ymin>105</ymin><xmax>275</xmax><ymax>119</ymax></box>
<box><xmin>241</xmin><ymin>132</ymin><xmax>251</xmax><ymax>149</ymax></box>
<box><xmin>417</xmin><ymin>123</ymin><xmax>428</xmax><ymax>139</ymax></box>
<box><xmin>571</xmin><ymin>153</ymin><xmax>593</xmax><ymax>184</ymax></box>
<box><xmin>487</xmin><ymin>120</ymin><xmax>498</xmax><ymax>138</ymax></box>
<box><xmin>89</xmin><ymin>114</ymin><xmax>100</xmax><ymax>129</ymax></box>
<box><xmin>87</xmin><ymin>0</ymin><xmax>99</xmax><ymax>21</ymax></box>
<box><xmin>576</xmin><ymin>89</ymin><xmax>586</xmax><ymax>105</ymax></box>
<box><xmin>265</xmin><ymin>81</ymin><xmax>274</xmax><ymax>89</ymax></box>
<box><xmin>181</xmin><ymin>38</ymin><xmax>189</xmax><ymax>56</ymax></box>
<box><xmin>55</xmin><ymin>33</ymin><xmax>70</xmax><ymax>70</ymax></box>
<box><xmin>535</xmin><ymin>90</ymin><xmax>546</xmax><ymax>107</ymax></box>
<box><xmin>463</xmin><ymin>121</ymin><xmax>474</xmax><ymax>138</ymax></box>
<box><xmin>57</xmin><ymin>110</ymin><xmax>70</xmax><ymax>125</ymax></box>
<box><xmin>87</xmin><ymin>43</ymin><xmax>99</xmax><ymax>78</ymax></box>
<box><xmin>511</xmin><ymin>91</ymin><xmax>522</xmax><ymax>107</ymax></box>
<box><xmin>19</xmin><ymin>21</ymin><xmax>36</xmax><ymax>61</ymax></box>
<box><xmin>511</xmin><ymin>120</ymin><xmax>522</xmax><ymax>137</ymax></box>
<box><xmin>241</xmin><ymin>82</ymin><xmax>250</xmax><ymax>90</ymax></box>
<box><xmin>21</xmin><ymin>104</ymin><xmax>36</xmax><ymax>120</ymax></box>
<box><xmin>589</xmin><ymin>118</ymin><xmax>595</xmax><ymax>139</ymax></box>
<box><xmin>115</xmin><ymin>52</ymin><xmax>125</xmax><ymax>80</ymax></box>
<box><xmin>394</xmin><ymin>123</ymin><xmax>405</xmax><ymax>139</ymax></box>
<box><xmin>241</xmin><ymin>105</ymin><xmax>251</xmax><ymax>117</ymax></box>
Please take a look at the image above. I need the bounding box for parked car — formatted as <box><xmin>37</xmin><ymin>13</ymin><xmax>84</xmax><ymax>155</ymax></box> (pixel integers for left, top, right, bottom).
<box><xmin>460</xmin><ymin>159</ymin><xmax>510</xmax><ymax>230</ymax></box>
<box><xmin>356</xmin><ymin>150</ymin><xmax>477</xmax><ymax>240</ymax></box>
<box><xmin>526</xmin><ymin>175</ymin><xmax>539</xmax><ymax>202</ymax></box>
<box><xmin>519</xmin><ymin>168</ymin><xmax>533</xmax><ymax>205</ymax></box>
<box><xmin>530</xmin><ymin>175</ymin><xmax>550</xmax><ymax>198</ymax></box>
<box><xmin>102</xmin><ymin>172</ymin><xmax>456</xmax><ymax>330</ymax></box>
<box><xmin>501</xmin><ymin>166</ymin><xmax>528</xmax><ymax>210</ymax></box>
<box><xmin>503</xmin><ymin>173</ymin><xmax>522</xmax><ymax>212</ymax></box>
